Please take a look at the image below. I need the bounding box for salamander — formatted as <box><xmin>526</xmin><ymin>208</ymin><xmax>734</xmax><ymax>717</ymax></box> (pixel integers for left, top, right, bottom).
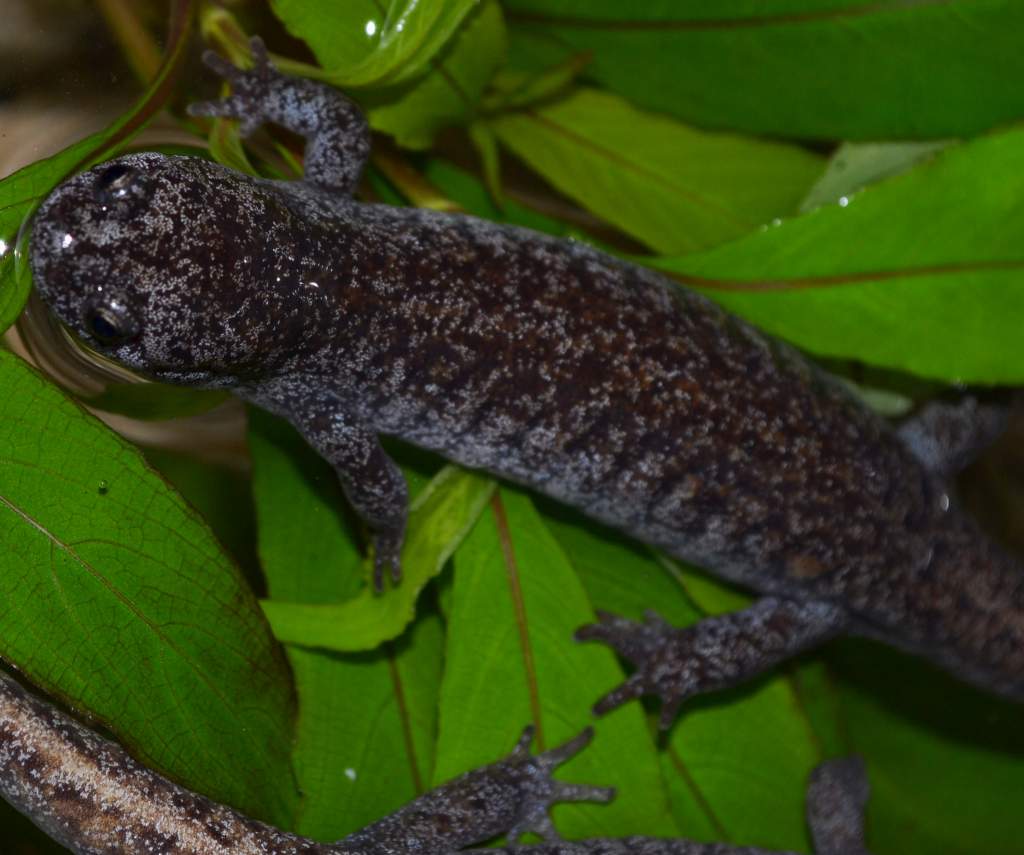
<box><xmin>28</xmin><ymin>39</ymin><xmax>1023</xmax><ymax>736</ymax></box>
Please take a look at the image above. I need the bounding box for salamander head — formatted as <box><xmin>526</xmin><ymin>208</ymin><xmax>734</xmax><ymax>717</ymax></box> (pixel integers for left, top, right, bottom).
<box><xmin>30</xmin><ymin>152</ymin><xmax>312</xmax><ymax>386</ymax></box>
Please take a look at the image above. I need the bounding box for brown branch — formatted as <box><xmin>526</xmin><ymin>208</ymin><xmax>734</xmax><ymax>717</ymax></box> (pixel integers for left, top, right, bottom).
<box><xmin>0</xmin><ymin>668</ymin><xmax>869</xmax><ymax>853</ymax></box>
<box><xmin>0</xmin><ymin>669</ymin><xmax>328</xmax><ymax>854</ymax></box>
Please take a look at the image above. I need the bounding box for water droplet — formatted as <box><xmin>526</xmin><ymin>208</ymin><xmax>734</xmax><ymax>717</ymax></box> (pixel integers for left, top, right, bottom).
<box><xmin>364</xmin><ymin>19</ymin><xmax>377</xmax><ymax>37</ymax></box>
<box><xmin>344</xmin><ymin>767</ymin><xmax>357</xmax><ymax>781</ymax></box>
<box><xmin>939</xmin><ymin>492</ymin><xmax>950</xmax><ymax>512</ymax></box>
<box><xmin>97</xmin><ymin>480</ymin><xmax>109</xmax><ymax>495</ymax></box>
<box><xmin>838</xmin><ymin>196</ymin><xmax>850</xmax><ymax>208</ymax></box>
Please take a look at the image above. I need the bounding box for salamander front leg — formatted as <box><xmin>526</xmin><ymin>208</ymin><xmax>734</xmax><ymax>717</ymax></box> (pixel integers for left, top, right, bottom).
<box><xmin>577</xmin><ymin>598</ymin><xmax>847</xmax><ymax>728</ymax></box>
<box><xmin>188</xmin><ymin>36</ymin><xmax>370</xmax><ymax>194</ymax></box>
<box><xmin>288</xmin><ymin>402</ymin><xmax>408</xmax><ymax>590</ymax></box>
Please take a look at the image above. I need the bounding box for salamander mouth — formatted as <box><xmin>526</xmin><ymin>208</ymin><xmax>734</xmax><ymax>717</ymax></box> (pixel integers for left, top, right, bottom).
<box><xmin>138</xmin><ymin>364</ymin><xmax>240</xmax><ymax>390</ymax></box>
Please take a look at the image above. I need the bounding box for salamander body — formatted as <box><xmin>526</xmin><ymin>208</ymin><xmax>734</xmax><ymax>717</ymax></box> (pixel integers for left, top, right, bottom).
<box><xmin>29</xmin><ymin>44</ymin><xmax>1024</xmax><ymax>720</ymax></box>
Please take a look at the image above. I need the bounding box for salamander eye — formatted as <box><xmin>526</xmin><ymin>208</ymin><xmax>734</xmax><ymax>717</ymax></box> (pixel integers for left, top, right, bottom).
<box><xmin>83</xmin><ymin>299</ymin><xmax>138</xmax><ymax>347</ymax></box>
<box><xmin>93</xmin><ymin>161</ymin><xmax>152</xmax><ymax>212</ymax></box>
<box><xmin>96</xmin><ymin>163</ymin><xmax>135</xmax><ymax>197</ymax></box>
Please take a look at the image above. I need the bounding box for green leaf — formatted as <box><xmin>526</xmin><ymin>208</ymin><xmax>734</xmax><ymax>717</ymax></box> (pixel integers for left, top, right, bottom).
<box><xmin>467</xmin><ymin>121</ymin><xmax>504</xmax><ymax>203</ymax></box>
<box><xmin>207</xmin><ymin>115</ymin><xmax>258</xmax><ymax>176</ymax></box>
<box><xmin>260</xmin><ymin>465</ymin><xmax>494</xmax><ymax>650</ymax></box>
<box><xmin>0</xmin><ymin>351</ymin><xmax>297</xmax><ymax>824</ymax></box>
<box><xmin>0</xmin><ymin>3</ymin><xmax>193</xmax><ymax>333</ymax></box>
<box><xmin>488</xmin><ymin>87</ymin><xmax>823</xmax><ymax>254</ymax></box>
<box><xmin>248</xmin><ymin>408</ymin><xmax>364</xmax><ymax>603</ymax></box>
<box><xmin>367</xmin><ymin>0</ymin><xmax>507</xmax><ymax>149</ymax></box>
<box><xmin>425</xmin><ymin>158</ymin><xmax>572</xmax><ymax>237</ymax></box>
<box><xmin>504</xmin><ymin>1</ymin><xmax>1024</xmax><ymax>140</ymax></box>
<box><xmin>270</xmin><ymin>0</ymin><xmax>479</xmax><ymax>87</ymax></box>
<box><xmin>545</xmin><ymin>512</ymin><xmax>824</xmax><ymax>851</ymax></box>
<box><xmin>540</xmin><ymin>508</ymin><xmax>704</xmax><ymax>629</ymax></box>
<box><xmin>483</xmin><ymin>50</ymin><xmax>592</xmax><ymax>112</ymax></box>
<box><xmin>661</xmin><ymin>565</ymin><xmax>823</xmax><ymax>851</ymax></box>
<box><xmin>652</xmin><ymin>127</ymin><xmax>1024</xmax><ymax>384</ymax></box>
<box><xmin>284</xmin><ymin>612</ymin><xmax>444</xmax><ymax>840</ymax></box>
<box><xmin>249</xmin><ymin>409</ymin><xmax>444</xmax><ymax>839</ymax></box>
<box><xmin>437</xmin><ymin>488</ymin><xmax>678</xmax><ymax>838</ymax></box>
<box><xmin>142</xmin><ymin>447</ymin><xmax>258</xmax><ymax>576</ymax></box>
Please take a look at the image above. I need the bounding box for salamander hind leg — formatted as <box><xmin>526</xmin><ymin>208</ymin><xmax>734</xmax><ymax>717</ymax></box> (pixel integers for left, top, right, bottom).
<box><xmin>896</xmin><ymin>393</ymin><xmax>1011</xmax><ymax>478</ymax></box>
<box><xmin>577</xmin><ymin>598</ymin><xmax>847</xmax><ymax>729</ymax></box>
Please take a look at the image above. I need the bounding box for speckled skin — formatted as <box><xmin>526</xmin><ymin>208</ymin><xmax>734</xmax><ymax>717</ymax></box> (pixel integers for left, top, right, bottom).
<box><xmin>0</xmin><ymin>669</ymin><xmax>868</xmax><ymax>854</ymax></box>
<box><xmin>29</xmin><ymin>44</ymin><xmax>1024</xmax><ymax>723</ymax></box>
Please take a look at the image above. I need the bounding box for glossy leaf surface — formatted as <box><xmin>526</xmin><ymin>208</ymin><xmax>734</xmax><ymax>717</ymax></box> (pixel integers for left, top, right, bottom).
<box><xmin>368</xmin><ymin>0</ymin><xmax>507</xmax><ymax>149</ymax></box>
<box><xmin>270</xmin><ymin>0</ymin><xmax>479</xmax><ymax>87</ymax></box>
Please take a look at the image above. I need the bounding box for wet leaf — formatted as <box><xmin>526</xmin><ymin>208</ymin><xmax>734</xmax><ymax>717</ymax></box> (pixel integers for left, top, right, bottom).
<box><xmin>368</xmin><ymin>0</ymin><xmax>507</xmax><ymax>149</ymax></box>
<box><xmin>798</xmin><ymin>140</ymin><xmax>952</xmax><ymax>213</ymax></box>
<box><xmin>654</xmin><ymin>127</ymin><xmax>1024</xmax><ymax>384</ymax></box>
<box><xmin>270</xmin><ymin>0</ymin><xmax>479</xmax><ymax>87</ymax></box>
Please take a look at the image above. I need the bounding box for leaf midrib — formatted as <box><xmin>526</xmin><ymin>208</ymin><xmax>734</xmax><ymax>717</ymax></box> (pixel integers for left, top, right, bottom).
<box><xmin>666</xmin><ymin>257</ymin><xmax>1024</xmax><ymax>292</ymax></box>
